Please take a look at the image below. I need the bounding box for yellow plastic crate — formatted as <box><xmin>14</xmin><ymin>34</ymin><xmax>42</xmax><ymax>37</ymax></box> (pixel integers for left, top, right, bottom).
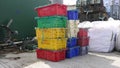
<box><xmin>36</xmin><ymin>28</ymin><xmax>66</xmax><ymax>39</ymax></box>
<box><xmin>37</xmin><ymin>38</ymin><xmax>67</xmax><ymax>50</ymax></box>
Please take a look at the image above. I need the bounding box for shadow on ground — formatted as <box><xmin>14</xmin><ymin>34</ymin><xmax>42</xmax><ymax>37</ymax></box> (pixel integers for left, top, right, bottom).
<box><xmin>0</xmin><ymin>52</ymin><xmax>120</xmax><ymax>68</ymax></box>
<box><xmin>24</xmin><ymin>52</ymin><xmax>120</xmax><ymax>68</ymax></box>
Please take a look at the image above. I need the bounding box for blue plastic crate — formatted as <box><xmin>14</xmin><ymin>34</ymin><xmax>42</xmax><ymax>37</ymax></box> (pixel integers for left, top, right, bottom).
<box><xmin>80</xmin><ymin>46</ymin><xmax>88</xmax><ymax>55</ymax></box>
<box><xmin>66</xmin><ymin>46</ymin><xmax>80</xmax><ymax>58</ymax></box>
<box><xmin>74</xmin><ymin>46</ymin><xmax>80</xmax><ymax>56</ymax></box>
<box><xmin>67</xmin><ymin>10</ymin><xmax>78</xmax><ymax>20</ymax></box>
<box><xmin>67</xmin><ymin>37</ymin><xmax>77</xmax><ymax>48</ymax></box>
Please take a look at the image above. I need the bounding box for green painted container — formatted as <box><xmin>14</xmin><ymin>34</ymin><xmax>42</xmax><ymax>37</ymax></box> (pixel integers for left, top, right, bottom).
<box><xmin>0</xmin><ymin>27</ymin><xmax>4</xmax><ymax>43</ymax></box>
<box><xmin>0</xmin><ymin>0</ymin><xmax>51</xmax><ymax>41</ymax></box>
<box><xmin>35</xmin><ymin>16</ymin><xmax>67</xmax><ymax>28</ymax></box>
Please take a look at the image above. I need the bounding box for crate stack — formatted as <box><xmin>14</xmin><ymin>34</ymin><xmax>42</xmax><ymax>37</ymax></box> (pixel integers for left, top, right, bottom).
<box><xmin>35</xmin><ymin>3</ymin><xmax>67</xmax><ymax>62</ymax></box>
<box><xmin>77</xmin><ymin>28</ymin><xmax>89</xmax><ymax>55</ymax></box>
<box><xmin>67</xmin><ymin>10</ymin><xmax>79</xmax><ymax>38</ymax></box>
<box><xmin>66</xmin><ymin>10</ymin><xmax>80</xmax><ymax>58</ymax></box>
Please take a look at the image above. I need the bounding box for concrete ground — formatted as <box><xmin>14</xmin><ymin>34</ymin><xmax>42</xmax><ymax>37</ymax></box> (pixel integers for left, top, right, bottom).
<box><xmin>0</xmin><ymin>52</ymin><xmax>120</xmax><ymax>68</ymax></box>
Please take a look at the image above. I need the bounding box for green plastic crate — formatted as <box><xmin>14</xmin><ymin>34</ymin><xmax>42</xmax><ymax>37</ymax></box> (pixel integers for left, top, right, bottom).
<box><xmin>35</xmin><ymin>16</ymin><xmax>67</xmax><ymax>28</ymax></box>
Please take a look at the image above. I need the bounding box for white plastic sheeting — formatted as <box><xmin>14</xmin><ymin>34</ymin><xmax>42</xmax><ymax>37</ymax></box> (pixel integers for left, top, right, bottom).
<box><xmin>78</xmin><ymin>21</ymin><xmax>93</xmax><ymax>28</ymax></box>
<box><xmin>63</xmin><ymin>0</ymin><xmax>77</xmax><ymax>5</ymax></box>
<box><xmin>78</xmin><ymin>18</ymin><xmax>120</xmax><ymax>52</ymax></box>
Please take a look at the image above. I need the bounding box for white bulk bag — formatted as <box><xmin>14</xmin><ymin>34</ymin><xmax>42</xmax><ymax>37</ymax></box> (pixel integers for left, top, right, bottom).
<box><xmin>88</xmin><ymin>20</ymin><xmax>118</xmax><ymax>52</ymax></box>
<box><xmin>78</xmin><ymin>21</ymin><xmax>93</xmax><ymax>28</ymax></box>
<box><xmin>88</xmin><ymin>28</ymin><xmax>115</xmax><ymax>52</ymax></box>
<box><xmin>115</xmin><ymin>26</ymin><xmax>120</xmax><ymax>51</ymax></box>
<box><xmin>78</xmin><ymin>18</ymin><xmax>120</xmax><ymax>52</ymax></box>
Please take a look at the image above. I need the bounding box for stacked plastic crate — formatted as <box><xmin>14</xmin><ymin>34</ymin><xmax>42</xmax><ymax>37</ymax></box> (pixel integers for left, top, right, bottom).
<box><xmin>77</xmin><ymin>28</ymin><xmax>89</xmax><ymax>55</ymax></box>
<box><xmin>66</xmin><ymin>10</ymin><xmax>80</xmax><ymax>58</ymax></box>
<box><xmin>35</xmin><ymin>3</ymin><xmax>67</xmax><ymax>62</ymax></box>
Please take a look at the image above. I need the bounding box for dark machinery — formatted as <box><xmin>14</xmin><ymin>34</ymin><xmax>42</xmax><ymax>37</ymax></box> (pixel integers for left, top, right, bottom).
<box><xmin>0</xmin><ymin>19</ymin><xmax>22</xmax><ymax>49</ymax></box>
<box><xmin>0</xmin><ymin>19</ymin><xmax>37</xmax><ymax>51</ymax></box>
<box><xmin>76</xmin><ymin>0</ymin><xmax>108</xmax><ymax>22</ymax></box>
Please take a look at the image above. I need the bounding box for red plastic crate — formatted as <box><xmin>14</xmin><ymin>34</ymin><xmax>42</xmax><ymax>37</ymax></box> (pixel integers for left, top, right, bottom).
<box><xmin>77</xmin><ymin>28</ymin><xmax>88</xmax><ymax>38</ymax></box>
<box><xmin>35</xmin><ymin>3</ymin><xmax>67</xmax><ymax>17</ymax></box>
<box><xmin>36</xmin><ymin>49</ymin><xmax>66</xmax><ymax>62</ymax></box>
<box><xmin>77</xmin><ymin>37</ymin><xmax>89</xmax><ymax>46</ymax></box>
<box><xmin>36</xmin><ymin>49</ymin><xmax>46</xmax><ymax>59</ymax></box>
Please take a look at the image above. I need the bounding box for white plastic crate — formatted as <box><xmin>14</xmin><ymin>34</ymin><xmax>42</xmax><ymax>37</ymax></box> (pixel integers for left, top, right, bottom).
<box><xmin>67</xmin><ymin>28</ymin><xmax>76</xmax><ymax>38</ymax></box>
<box><xmin>67</xmin><ymin>20</ymin><xmax>79</xmax><ymax>38</ymax></box>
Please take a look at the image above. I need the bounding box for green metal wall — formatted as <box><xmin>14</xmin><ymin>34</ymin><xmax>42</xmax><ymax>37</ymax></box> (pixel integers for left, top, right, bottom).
<box><xmin>0</xmin><ymin>0</ymin><xmax>51</xmax><ymax>41</ymax></box>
